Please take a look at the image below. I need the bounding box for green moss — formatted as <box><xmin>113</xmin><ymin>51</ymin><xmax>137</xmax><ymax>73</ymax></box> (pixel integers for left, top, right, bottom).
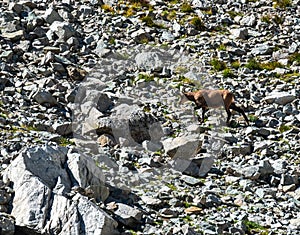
<box><xmin>273</xmin><ymin>0</ymin><xmax>292</xmax><ymax>8</ymax></box>
<box><xmin>166</xmin><ymin>183</ymin><xmax>177</xmax><ymax>191</ymax></box>
<box><xmin>184</xmin><ymin>201</ymin><xmax>191</xmax><ymax>208</ymax></box>
<box><xmin>279</xmin><ymin>125</ymin><xmax>292</xmax><ymax>133</ymax></box>
<box><xmin>261</xmin><ymin>61</ymin><xmax>284</xmax><ymax>70</ymax></box>
<box><xmin>174</xmin><ymin>75</ymin><xmax>195</xmax><ymax>85</ymax></box>
<box><xmin>245</xmin><ymin>58</ymin><xmax>262</xmax><ymax>70</ymax></box>
<box><xmin>217</xmin><ymin>44</ymin><xmax>226</xmax><ymax>51</ymax></box>
<box><xmin>273</xmin><ymin>14</ymin><xmax>285</xmax><ymax>25</ymax></box>
<box><xmin>202</xmin><ymin>8</ymin><xmax>213</xmax><ymax>15</ymax></box>
<box><xmin>248</xmin><ymin>114</ymin><xmax>259</xmax><ymax>122</ymax></box>
<box><xmin>183</xmin><ymin>215</ymin><xmax>193</xmax><ymax>222</ymax></box>
<box><xmin>181</xmin><ymin>1</ymin><xmax>193</xmax><ymax>13</ymax></box>
<box><xmin>137</xmin><ymin>73</ymin><xmax>154</xmax><ymax>82</ymax></box>
<box><xmin>58</xmin><ymin>137</ymin><xmax>75</xmax><ymax>147</ymax></box>
<box><xmin>244</xmin><ymin>220</ymin><xmax>268</xmax><ymax>234</ymax></box>
<box><xmin>141</xmin><ymin>16</ymin><xmax>156</xmax><ymax>27</ymax></box>
<box><xmin>222</xmin><ymin>68</ymin><xmax>234</xmax><ymax>78</ymax></box>
<box><xmin>288</xmin><ymin>53</ymin><xmax>300</xmax><ymax>65</ymax></box>
<box><xmin>227</xmin><ymin>10</ymin><xmax>243</xmax><ymax>19</ymax></box>
<box><xmin>261</xmin><ymin>15</ymin><xmax>272</xmax><ymax>24</ymax></box>
<box><xmin>128</xmin><ymin>230</ymin><xmax>138</xmax><ymax>235</ymax></box>
<box><xmin>245</xmin><ymin>58</ymin><xmax>284</xmax><ymax>71</ymax></box>
<box><xmin>280</xmin><ymin>72</ymin><xmax>299</xmax><ymax>83</ymax></box>
<box><xmin>190</xmin><ymin>16</ymin><xmax>205</xmax><ymax>30</ymax></box>
<box><xmin>210</xmin><ymin>58</ymin><xmax>227</xmax><ymax>71</ymax></box>
<box><xmin>231</xmin><ymin>60</ymin><xmax>240</xmax><ymax>69</ymax></box>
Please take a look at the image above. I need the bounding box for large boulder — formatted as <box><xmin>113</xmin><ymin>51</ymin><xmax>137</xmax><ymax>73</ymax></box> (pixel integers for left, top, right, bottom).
<box><xmin>2</xmin><ymin>146</ymin><xmax>118</xmax><ymax>235</ymax></box>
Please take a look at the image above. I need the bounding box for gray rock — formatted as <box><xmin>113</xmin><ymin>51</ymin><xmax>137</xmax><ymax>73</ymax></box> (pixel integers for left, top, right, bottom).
<box><xmin>43</xmin><ymin>8</ymin><xmax>63</xmax><ymax>24</ymax></box>
<box><xmin>47</xmin><ymin>21</ymin><xmax>76</xmax><ymax>41</ymax></box>
<box><xmin>113</xmin><ymin>203</ymin><xmax>143</xmax><ymax>228</ymax></box>
<box><xmin>135</xmin><ymin>51</ymin><xmax>164</xmax><ymax>72</ymax></box>
<box><xmin>180</xmin><ymin>175</ymin><xmax>203</xmax><ymax>186</ymax></box>
<box><xmin>2</xmin><ymin>146</ymin><xmax>118</xmax><ymax>234</ymax></box>
<box><xmin>52</xmin><ymin>122</ymin><xmax>73</xmax><ymax>136</ymax></box>
<box><xmin>161</xmin><ymin>31</ymin><xmax>175</xmax><ymax>41</ymax></box>
<box><xmin>142</xmin><ymin>140</ymin><xmax>163</xmax><ymax>152</ymax></box>
<box><xmin>0</xmin><ymin>213</ymin><xmax>15</xmax><ymax>235</ymax></box>
<box><xmin>1</xmin><ymin>30</ymin><xmax>24</xmax><ymax>41</ymax></box>
<box><xmin>230</xmin><ymin>28</ymin><xmax>248</xmax><ymax>40</ymax></box>
<box><xmin>240</xmin><ymin>14</ymin><xmax>256</xmax><ymax>27</ymax></box>
<box><xmin>251</xmin><ymin>43</ymin><xmax>272</xmax><ymax>55</ymax></box>
<box><xmin>263</xmin><ymin>91</ymin><xmax>296</xmax><ymax>105</ymax></box>
<box><xmin>258</xmin><ymin>160</ymin><xmax>274</xmax><ymax>177</ymax></box>
<box><xmin>95</xmin><ymin>40</ymin><xmax>111</xmax><ymax>57</ymax></box>
<box><xmin>141</xmin><ymin>195</ymin><xmax>162</xmax><ymax>206</ymax></box>
<box><xmin>241</xmin><ymin>166</ymin><xmax>260</xmax><ymax>180</ymax></box>
<box><xmin>97</xmin><ymin>93</ymin><xmax>113</xmax><ymax>112</ymax></box>
<box><xmin>33</xmin><ymin>90</ymin><xmax>57</xmax><ymax>106</ymax></box>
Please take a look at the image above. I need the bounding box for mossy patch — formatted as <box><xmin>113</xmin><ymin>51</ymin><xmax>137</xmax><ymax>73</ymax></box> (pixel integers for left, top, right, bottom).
<box><xmin>210</xmin><ymin>58</ymin><xmax>227</xmax><ymax>71</ymax></box>
<box><xmin>190</xmin><ymin>16</ymin><xmax>205</xmax><ymax>30</ymax></box>
<box><xmin>181</xmin><ymin>1</ymin><xmax>193</xmax><ymax>13</ymax></box>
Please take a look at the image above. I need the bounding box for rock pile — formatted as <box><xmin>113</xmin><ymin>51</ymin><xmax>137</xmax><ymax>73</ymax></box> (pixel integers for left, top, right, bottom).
<box><xmin>0</xmin><ymin>0</ymin><xmax>300</xmax><ymax>234</ymax></box>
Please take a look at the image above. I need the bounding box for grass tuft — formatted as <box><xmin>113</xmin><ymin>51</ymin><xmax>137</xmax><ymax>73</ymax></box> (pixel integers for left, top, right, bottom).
<box><xmin>190</xmin><ymin>16</ymin><xmax>205</xmax><ymax>30</ymax></box>
<box><xmin>181</xmin><ymin>1</ymin><xmax>193</xmax><ymax>13</ymax></box>
<box><xmin>210</xmin><ymin>58</ymin><xmax>227</xmax><ymax>71</ymax></box>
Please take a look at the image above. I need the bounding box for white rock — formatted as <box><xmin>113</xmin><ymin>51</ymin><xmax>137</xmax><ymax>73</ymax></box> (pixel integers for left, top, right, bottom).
<box><xmin>263</xmin><ymin>91</ymin><xmax>296</xmax><ymax>105</ymax></box>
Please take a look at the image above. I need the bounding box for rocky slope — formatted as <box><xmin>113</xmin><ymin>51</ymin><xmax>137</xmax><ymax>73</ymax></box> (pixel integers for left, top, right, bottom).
<box><xmin>0</xmin><ymin>0</ymin><xmax>300</xmax><ymax>234</ymax></box>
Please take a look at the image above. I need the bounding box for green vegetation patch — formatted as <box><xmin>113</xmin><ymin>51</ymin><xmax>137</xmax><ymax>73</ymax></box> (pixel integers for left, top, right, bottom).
<box><xmin>245</xmin><ymin>58</ymin><xmax>284</xmax><ymax>71</ymax></box>
<box><xmin>288</xmin><ymin>52</ymin><xmax>300</xmax><ymax>65</ymax></box>
<box><xmin>273</xmin><ymin>0</ymin><xmax>292</xmax><ymax>8</ymax></box>
<box><xmin>210</xmin><ymin>58</ymin><xmax>227</xmax><ymax>71</ymax></box>
<box><xmin>279</xmin><ymin>125</ymin><xmax>292</xmax><ymax>133</ymax></box>
<box><xmin>248</xmin><ymin>114</ymin><xmax>259</xmax><ymax>122</ymax></box>
<box><xmin>58</xmin><ymin>137</ymin><xmax>75</xmax><ymax>147</ymax></box>
<box><xmin>222</xmin><ymin>68</ymin><xmax>235</xmax><ymax>78</ymax></box>
<box><xmin>101</xmin><ymin>4</ymin><xmax>114</xmax><ymax>13</ymax></box>
<box><xmin>190</xmin><ymin>16</ymin><xmax>205</xmax><ymax>30</ymax></box>
<box><xmin>137</xmin><ymin>73</ymin><xmax>154</xmax><ymax>82</ymax></box>
<box><xmin>181</xmin><ymin>1</ymin><xmax>193</xmax><ymax>13</ymax></box>
<box><xmin>244</xmin><ymin>220</ymin><xmax>268</xmax><ymax>234</ymax></box>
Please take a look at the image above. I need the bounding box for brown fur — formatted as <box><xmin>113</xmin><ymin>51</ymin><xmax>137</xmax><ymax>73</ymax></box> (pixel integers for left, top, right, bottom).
<box><xmin>184</xmin><ymin>89</ymin><xmax>249</xmax><ymax>125</ymax></box>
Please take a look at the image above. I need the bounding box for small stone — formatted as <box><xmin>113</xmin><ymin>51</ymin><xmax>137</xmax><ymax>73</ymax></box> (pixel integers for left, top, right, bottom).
<box><xmin>114</xmin><ymin>203</ymin><xmax>143</xmax><ymax>228</ymax></box>
<box><xmin>52</xmin><ymin>122</ymin><xmax>72</xmax><ymax>136</ymax></box>
<box><xmin>33</xmin><ymin>90</ymin><xmax>57</xmax><ymax>106</ymax></box>
<box><xmin>180</xmin><ymin>175</ymin><xmax>203</xmax><ymax>186</ymax></box>
<box><xmin>1</xmin><ymin>30</ymin><xmax>24</xmax><ymax>41</ymax></box>
<box><xmin>231</xmin><ymin>28</ymin><xmax>248</xmax><ymax>40</ymax></box>
<box><xmin>97</xmin><ymin>134</ymin><xmax>116</xmax><ymax>147</ymax></box>
<box><xmin>159</xmin><ymin>208</ymin><xmax>178</xmax><ymax>218</ymax></box>
<box><xmin>0</xmin><ymin>213</ymin><xmax>15</xmax><ymax>235</ymax></box>
<box><xmin>43</xmin><ymin>8</ymin><xmax>63</xmax><ymax>24</ymax></box>
<box><xmin>251</xmin><ymin>43</ymin><xmax>272</xmax><ymax>55</ymax></box>
<box><xmin>184</xmin><ymin>206</ymin><xmax>202</xmax><ymax>214</ymax></box>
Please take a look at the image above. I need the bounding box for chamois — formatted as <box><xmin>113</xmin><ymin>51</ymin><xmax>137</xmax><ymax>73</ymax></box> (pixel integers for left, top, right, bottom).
<box><xmin>183</xmin><ymin>89</ymin><xmax>249</xmax><ymax>125</ymax></box>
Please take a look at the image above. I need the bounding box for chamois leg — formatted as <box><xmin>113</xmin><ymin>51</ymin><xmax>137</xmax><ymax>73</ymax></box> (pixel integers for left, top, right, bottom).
<box><xmin>201</xmin><ymin>106</ymin><xmax>208</xmax><ymax>123</ymax></box>
<box><xmin>226</xmin><ymin>108</ymin><xmax>232</xmax><ymax>125</ymax></box>
<box><xmin>229</xmin><ymin>103</ymin><xmax>249</xmax><ymax>125</ymax></box>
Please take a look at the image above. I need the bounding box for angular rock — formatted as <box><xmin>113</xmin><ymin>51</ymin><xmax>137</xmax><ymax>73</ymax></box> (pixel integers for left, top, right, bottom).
<box><xmin>33</xmin><ymin>90</ymin><xmax>57</xmax><ymax>106</ymax></box>
<box><xmin>230</xmin><ymin>28</ymin><xmax>248</xmax><ymax>40</ymax></box>
<box><xmin>43</xmin><ymin>8</ymin><xmax>63</xmax><ymax>24</ymax></box>
<box><xmin>113</xmin><ymin>203</ymin><xmax>143</xmax><ymax>228</ymax></box>
<box><xmin>2</xmin><ymin>146</ymin><xmax>117</xmax><ymax>234</ymax></box>
<box><xmin>47</xmin><ymin>21</ymin><xmax>76</xmax><ymax>41</ymax></box>
<box><xmin>1</xmin><ymin>30</ymin><xmax>24</xmax><ymax>41</ymax></box>
<box><xmin>0</xmin><ymin>213</ymin><xmax>15</xmax><ymax>235</ymax></box>
<box><xmin>251</xmin><ymin>43</ymin><xmax>272</xmax><ymax>55</ymax></box>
